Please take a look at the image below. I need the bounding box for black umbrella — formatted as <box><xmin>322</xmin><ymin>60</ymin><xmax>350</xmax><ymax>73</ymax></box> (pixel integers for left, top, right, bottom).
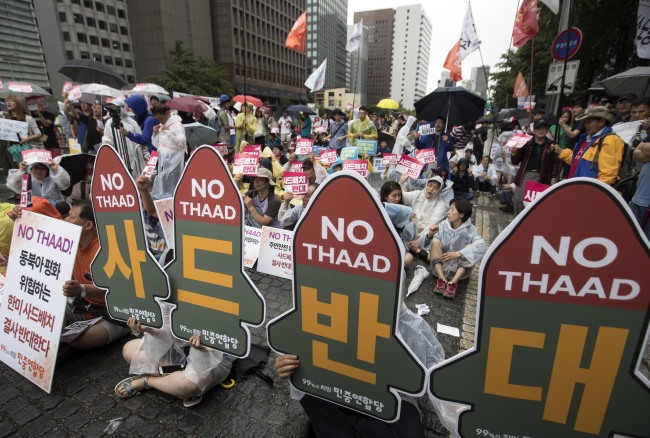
<box><xmin>496</xmin><ymin>108</ymin><xmax>526</xmax><ymax>121</ymax></box>
<box><xmin>285</xmin><ymin>104</ymin><xmax>315</xmax><ymax>115</ymax></box>
<box><xmin>59</xmin><ymin>59</ymin><xmax>126</xmax><ymax>89</ymax></box>
<box><xmin>414</xmin><ymin>86</ymin><xmax>486</xmax><ymax>127</ymax></box>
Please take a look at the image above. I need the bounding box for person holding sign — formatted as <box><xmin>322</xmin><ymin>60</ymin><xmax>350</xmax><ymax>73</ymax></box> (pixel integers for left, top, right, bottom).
<box><xmin>234</xmin><ymin>103</ymin><xmax>258</xmax><ymax>153</ymax></box>
<box><xmin>279</xmin><ymin>183</ymin><xmax>318</xmax><ymax>230</ymax></box>
<box><xmin>242</xmin><ymin>167</ymin><xmax>282</xmax><ymax>228</ymax></box>
<box><xmin>419</xmin><ymin>198</ymin><xmax>486</xmax><ymax>299</ymax></box>
<box><xmin>3</xmin><ymin>95</ymin><xmax>43</xmax><ymax>169</ymax></box>
<box><xmin>346</xmin><ymin>106</ymin><xmax>378</xmax><ymax>146</ymax></box>
<box><xmin>7</xmin><ymin>159</ymin><xmax>70</xmax><ymax>204</ymax></box>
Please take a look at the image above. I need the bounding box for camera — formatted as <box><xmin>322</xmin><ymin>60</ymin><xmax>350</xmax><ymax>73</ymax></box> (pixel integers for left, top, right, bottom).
<box><xmin>105</xmin><ymin>104</ymin><xmax>122</xmax><ymax>129</ymax></box>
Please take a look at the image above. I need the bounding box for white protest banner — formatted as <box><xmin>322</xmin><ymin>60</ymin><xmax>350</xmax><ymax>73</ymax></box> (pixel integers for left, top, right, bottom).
<box><xmin>0</xmin><ymin>118</ymin><xmax>28</xmax><ymax>142</ymax></box>
<box><xmin>233</xmin><ymin>153</ymin><xmax>258</xmax><ymax>176</ymax></box>
<box><xmin>257</xmin><ymin>226</ymin><xmax>293</xmax><ymax>280</ymax></box>
<box><xmin>416</xmin><ymin>148</ymin><xmax>437</xmax><ymax>164</ymax></box>
<box><xmin>373</xmin><ymin>157</ymin><xmax>386</xmax><ymax>173</ymax></box>
<box><xmin>21</xmin><ymin>149</ymin><xmax>52</xmax><ymax>166</ymax></box>
<box><xmin>523</xmin><ymin>180</ymin><xmax>550</xmax><ymax>207</ymax></box>
<box><xmin>25</xmin><ymin>96</ymin><xmax>47</xmax><ymax>111</ymax></box>
<box><xmin>283</xmin><ymin>171</ymin><xmax>308</xmax><ymax>195</ymax></box>
<box><xmin>343</xmin><ymin>159</ymin><xmax>369</xmax><ymax>178</ymax></box>
<box><xmin>382</xmin><ymin>153</ymin><xmax>398</xmax><ymax>165</ymax></box>
<box><xmin>418</xmin><ymin>124</ymin><xmax>436</xmax><ymax>136</ymax></box>
<box><xmin>0</xmin><ymin>210</ymin><xmax>81</xmax><ymax>393</ymax></box>
<box><xmin>62</xmin><ymin>81</ymin><xmax>73</xmax><ymax>95</ymax></box>
<box><xmin>506</xmin><ymin>133</ymin><xmax>532</xmax><ymax>149</ymax></box>
<box><xmin>153</xmin><ymin>198</ymin><xmax>174</xmax><ymax>249</ymax></box>
<box><xmin>289</xmin><ymin>162</ymin><xmax>303</xmax><ymax>172</ymax></box>
<box><xmin>68</xmin><ymin>85</ymin><xmax>82</xmax><ymax>101</ymax></box>
<box><xmin>142</xmin><ymin>151</ymin><xmax>159</xmax><ymax>178</ymax></box>
<box><xmin>243</xmin><ymin>144</ymin><xmax>262</xmax><ymax>159</ymax></box>
<box><xmin>638</xmin><ymin>0</ymin><xmax>650</xmax><ymax>59</ymax></box>
<box><xmin>319</xmin><ymin>149</ymin><xmax>337</xmax><ymax>165</ymax></box>
<box><xmin>340</xmin><ymin>146</ymin><xmax>358</xmax><ymax>160</ymax></box>
<box><xmin>395</xmin><ymin>155</ymin><xmax>425</xmax><ymax>179</ymax></box>
<box><xmin>7</xmin><ymin>82</ymin><xmax>32</xmax><ymax>93</ymax></box>
<box><xmin>296</xmin><ymin>138</ymin><xmax>314</xmax><ymax>155</ymax></box>
<box><xmin>212</xmin><ymin>143</ymin><xmax>229</xmax><ymax>156</ymax></box>
<box><xmin>243</xmin><ymin>226</ymin><xmax>262</xmax><ymax>268</ymax></box>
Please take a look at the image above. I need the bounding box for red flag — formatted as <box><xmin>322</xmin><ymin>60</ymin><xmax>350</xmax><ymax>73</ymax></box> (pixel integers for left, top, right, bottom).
<box><xmin>512</xmin><ymin>0</ymin><xmax>539</xmax><ymax>48</ymax></box>
<box><xmin>513</xmin><ymin>71</ymin><xmax>530</xmax><ymax>98</ymax></box>
<box><xmin>443</xmin><ymin>39</ymin><xmax>462</xmax><ymax>82</ymax></box>
<box><xmin>285</xmin><ymin>12</ymin><xmax>307</xmax><ymax>53</ymax></box>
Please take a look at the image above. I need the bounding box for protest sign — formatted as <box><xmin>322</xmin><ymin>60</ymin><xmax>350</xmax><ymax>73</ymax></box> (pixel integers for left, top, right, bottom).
<box><xmin>0</xmin><ymin>210</ymin><xmax>81</xmax><ymax>392</ymax></box>
<box><xmin>68</xmin><ymin>85</ymin><xmax>82</xmax><ymax>101</ymax></box>
<box><xmin>166</xmin><ymin>146</ymin><xmax>265</xmax><ymax>355</ymax></box>
<box><xmin>356</xmin><ymin>139</ymin><xmax>378</xmax><ymax>156</ymax></box>
<box><xmin>505</xmin><ymin>133</ymin><xmax>532</xmax><ymax>149</ymax></box>
<box><xmin>343</xmin><ymin>159</ymin><xmax>369</xmax><ymax>178</ymax></box>
<box><xmin>395</xmin><ymin>154</ymin><xmax>424</xmax><ymax>179</ymax></box>
<box><xmin>430</xmin><ymin>178</ymin><xmax>650</xmax><ymax>437</ymax></box>
<box><xmin>0</xmin><ymin>273</ymin><xmax>5</xmax><ymax>304</ymax></box>
<box><xmin>243</xmin><ymin>226</ymin><xmax>262</xmax><ymax>268</ymax></box>
<box><xmin>373</xmin><ymin>157</ymin><xmax>386</xmax><ymax>173</ymax></box>
<box><xmin>418</xmin><ymin>124</ymin><xmax>435</xmax><ymax>136</ymax></box>
<box><xmin>257</xmin><ymin>226</ymin><xmax>293</xmax><ymax>280</ymax></box>
<box><xmin>289</xmin><ymin>162</ymin><xmax>303</xmax><ymax>172</ymax></box>
<box><xmin>21</xmin><ymin>149</ymin><xmax>52</xmax><ymax>165</ymax></box>
<box><xmin>340</xmin><ymin>146</ymin><xmax>358</xmax><ymax>160</ymax></box>
<box><xmin>25</xmin><ymin>96</ymin><xmax>47</xmax><ymax>111</ymax></box>
<box><xmin>416</xmin><ymin>148</ymin><xmax>437</xmax><ymax>164</ymax></box>
<box><xmin>382</xmin><ymin>153</ymin><xmax>398</xmax><ymax>166</ymax></box>
<box><xmin>282</xmin><ymin>171</ymin><xmax>308</xmax><ymax>196</ymax></box>
<box><xmin>20</xmin><ymin>174</ymin><xmax>32</xmax><ymax>209</ymax></box>
<box><xmin>233</xmin><ymin>153</ymin><xmax>258</xmax><ymax>176</ymax></box>
<box><xmin>153</xmin><ymin>198</ymin><xmax>174</xmax><ymax>249</ymax></box>
<box><xmin>141</xmin><ymin>151</ymin><xmax>159</xmax><ymax>178</ymax></box>
<box><xmin>212</xmin><ymin>143</ymin><xmax>229</xmax><ymax>156</ymax></box>
<box><xmin>90</xmin><ymin>146</ymin><xmax>170</xmax><ymax>328</ymax></box>
<box><xmin>62</xmin><ymin>81</ymin><xmax>73</xmax><ymax>95</ymax></box>
<box><xmin>267</xmin><ymin>171</ymin><xmax>426</xmax><ymax>421</ymax></box>
<box><xmin>319</xmin><ymin>149</ymin><xmax>338</xmax><ymax>165</ymax></box>
<box><xmin>523</xmin><ymin>180</ymin><xmax>550</xmax><ymax>207</ymax></box>
<box><xmin>68</xmin><ymin>139</ymin><xmax>82</xmax><ymax>155</ymax></box>
<box><xmin>0</xmin><ymin>118</ymin><xmax>28</xmax><ymax>142</ymax></box>
<box><xmin>243</xmin><ymin>145</ymin><xmax>261</xmax><ymax>158</ymax></box>
<box><xmin>60</xmin><ymin>317</ymin><xmax>102</xmax><ymax>343</ymax></box>
<box><xmin>296</xmin><ymin>138</ymin><xmax>314</xmax><ymax>155</ymax></box>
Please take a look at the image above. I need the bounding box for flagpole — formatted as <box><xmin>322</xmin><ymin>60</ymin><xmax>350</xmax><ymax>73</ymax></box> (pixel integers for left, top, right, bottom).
<box><xmin>352</xmin><ymin>49</ymin><xmax>360</xmax><ymax>115</ymax></box>
<box><xmin>553</xmin><ymin>0</ymin><xmax>575</xmax><ymax>143</ymax></box>
<box><xmin>478</xmin><ymin>47</ymin><xmax>498</xmax><ymax>155</ymax></box>
<box><xmin>528</xmin><ymin>38</ymin><xmax>534</xmax><ymax>122</ymax></box>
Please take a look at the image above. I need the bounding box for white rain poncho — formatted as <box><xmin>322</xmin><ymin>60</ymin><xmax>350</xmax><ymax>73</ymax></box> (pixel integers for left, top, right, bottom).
<box><xmin>7</xmin><ymin>164</ymin><xmax>70</xmax><ymax>204</ymax></box>
<box><xmin>419</xmin><ymin>218</ymin><xmax>486</xmax><ymax>278</ymax></box>
<box><xmin>102</xmin><ymin>112</ymin><xmax>147</xmax><ymax>178</ymax></box>
<box><xmin>472</xmin><ymin>162</ymin><xmax>499</xmax><ymax>186</ymax></box>
<box><xmin>402</xmin><ymin>187</ymin><xmax>448</xmax><ymax>236</ymax></box>
<box><xmin>152</xmin><ymin>114</ymin><xmax>186</xmax><ymax>199</ymax></box>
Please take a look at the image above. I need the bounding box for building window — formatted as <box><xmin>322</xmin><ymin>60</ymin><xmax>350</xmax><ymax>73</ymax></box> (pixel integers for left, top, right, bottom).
<box><xmin>107</xmin><ymin>5</ymin><xmax>116</xmax><ymax>15</ymax></box>
<box><xmin>125</xmin><ymin>59</ymin><xmax>133</xmax><ymax>68</ymax></box>
<box><xmin>95</xmin><ymin>2</ymin><xmax>104</xmax><ymax>12</ymax></box>
<box><xmin>120</xmin><ymin>26</ymin><xmax>128</xmax><ymax>36</ymax></box>
<box><xmin>112</xmin><ymin>40</ymin><xmax>120</xmax><ymax>49</ymax></box>
<box><xmin>101</xmin><ymin>38</ymin><xmax>109</xmax><ymax>47</ymax></box>
<box><xmin>122</xmin><ymin>43</ymin><xmax>130</xmax><ymax>51</ymax></box>
<box><xmin>59</xmin><ymin>12</ymin><xmax>66</xmax><ymax>22</ymax></box>
<box><xmin>92</xmin><ymin>53</ymin><xmax>101</xmax><ymax>61</ymax></box>
<box><xmin>86</xmin><ymin>17</ymin><xmax>95</xmax><ymax>27</ymax></box>
<box><xmin>118</xmin><ymin>9</ymin><xmax>126</xmax><ymax>18</ymax></box>
<box><xmin>89</xmin><ymin>36</ymin><xmax>99</xmax><ymax>45</ymax></box>
<box><xmin>127</xmin><ymin>75</ymin><xmax>135</xmax><ymax>83</ymax></box>
<box><xmin>77</xmin><ymin>33</ymin><xmax>87</xmax><ymax>43</ymax></box>
<box><xmin>63</xmin><ymin>31</ymin><xmax>70</xmax><ymax>42</ymax></box>
<box><xmin>83</xmin><ymin>0</ymin><xmax>92</xmax><ymax>7</ymax></box>
<box><xmin>109</xmin><ymin>23</ymin><xmax>118</xmax><ymax>33</ymax></box>
<box><xmin>99</xmin><ymin>20</ymin><xmax>107</xmax><ymax>30</ymax></box>
<box><xmin>104</xmin><ymin>56</ymin><xmax>113</xmax><ymax>65</ymax></box>
<box><xmin>66</xmin><ymin>50</ymin><xmax>74</xmax><ymax>60</ymax></box>
<box><xmin>71</xmin><ymin>0</ymin><xmax>80</xmax><ymax>4</ymax></box>
<box><xmin>80</xmin><ymin>51</ymin><xmax>90</xmax><ymax>59</ymax></box>
<box><xmin>73</xmin><ymin>13</ymin><xmax>83</xmax><ymax>24</ymax></box>
<box><xmin>115</xmin><ymin>58</ymin><xmax>123</xmax><ymax>67</ymax></box>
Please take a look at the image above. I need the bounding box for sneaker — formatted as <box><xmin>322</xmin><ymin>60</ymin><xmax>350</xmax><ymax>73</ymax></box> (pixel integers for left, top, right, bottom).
<box><xmin>443</xmin><ymin>281</ymin><xmax>457</xmax><ymax>299</ymax></box>
<box><xmin>434</xmin><ymin>278</ymin><xmax>447</xmax><ymax>295</ymax></box>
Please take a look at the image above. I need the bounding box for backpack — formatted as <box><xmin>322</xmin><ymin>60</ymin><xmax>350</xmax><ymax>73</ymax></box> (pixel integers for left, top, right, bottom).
<box><xmin>210</xmin><ymin>110</ymin><xmax>223</xmax><ymax>136</ymax></box>
<box><xmin>591</xmin><ymin>133</ymin><xmax>637</xmax><ymax>201</ymax></box>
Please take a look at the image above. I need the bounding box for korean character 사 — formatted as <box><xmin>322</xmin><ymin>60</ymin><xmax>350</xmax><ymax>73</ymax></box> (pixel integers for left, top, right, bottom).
<box><xmin>24</xmin><ymin>302</ymin><xmax>37</xmax><ymax>321</ymax></box>
<box><xmin>43</xmin><ymin>258</ymin><xmax>61</xmax><ymax>280</ymax></box>
<box><xmin>4</xmin><ymin>317</ymin><xmax>18</xmax><ymax>337</ymax></box>
<box><xmin>38</xmin><ymin>310</ymin><xmax>56</xmax><ymax>332</ymax></box>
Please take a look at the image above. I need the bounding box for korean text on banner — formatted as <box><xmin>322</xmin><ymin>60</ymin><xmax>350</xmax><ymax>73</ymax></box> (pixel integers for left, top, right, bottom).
<box><xmin>0</xmin><ymin>210</ymin><xmax>81</xmax><ymax>393</ymax></box>
<box><xmin>21</xmin><ymin>149</ymin><xmax>52</xmax><ymax>165</ymax></box>
<box><xmin>506</xmin><ymin>133</ymin><xmax>532</xmax><ymax>149</ymax></box>
<box><xmin>295</xmin><ymin>138</ymin><xmax>314</xmax><ymax>155</ymax></box>
<box><xmin>340</xmin><ymin>146</ymin><xmax>358</xmax><ymax>160</ymax></box>
<box><xmin>356</xmin><ymin>139</ymin><xmax>377</xmax><ymax>156</ymax></box>
<box><xmin>153</xmin><ymin>198</ymin><xmax>174</xmax><ymax>249</ymax></box>
<box><xmin>523</xmin><ymin>180</ymin><xmax>550</xmax><ymax>207</ymax></box>
<box><xmin>319</xmin><ymin>149</ymin><xmax>338</xmax><ymax>165</ymax></box>
<box><xmin>395</xmin><ymin>155</ymin><xmax>424</xmax><ymax>179</ymax></box>
<box><xmin>418</xmin><ymin>124</ymin><xmax>436</xmax><ymax>136</ymax></box>
<box><xmin>283</xmin><ymin>172</ymin><xmax>308</xmax><ymax>195</ymax></box>
<box><xmin>416</xmin><ymin>148</ymin><xmax>437</xmax><ymax>164</ymax></box>
<box><xmin>243</xmin><ymin>226</ymin><xmax>262</xmax><ymax>268</ymax></box>
<box><xmin>257</xmin><ymin>226</ymin><xmax>293</xmax><ymax>280</ymax></box>
<box><xmin>141</xmin><ymin>151</ymin><xmax>159</xmax><ymax>178</ymax></box>
<box><xmin>343</xmin><ymin>159</ymin><xmax>369</xmax><ymax>178</ymax></box>
<box><xmin>0</xmin><ymin>119</ymin><xmax>28</xmax><ymax>142</ymax></box>
<box><xmin>233</xmin><ymin>153</ymin><xmax>259</xmax><ymax>176</ymax></box>
<box><xmin>382</xmin><ymin>153</ymin><xmax>398</xmax><ymax>165</ymax></box>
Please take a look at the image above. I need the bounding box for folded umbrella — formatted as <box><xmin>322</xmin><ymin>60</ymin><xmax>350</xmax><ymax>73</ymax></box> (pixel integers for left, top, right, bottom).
<box><xmin>414</xmin><ymin>86</ymin><xmax>486</xmax><ymax>127</ymax></box>
<box><xmin>184</xmin><ymin>122</ymin><xmax>218</xmax><ymax>148</ymax></box>
<box><xmin>166</xmin><ymin>97</ymin><xmax>209</xmax><ymax>113</ymax></box>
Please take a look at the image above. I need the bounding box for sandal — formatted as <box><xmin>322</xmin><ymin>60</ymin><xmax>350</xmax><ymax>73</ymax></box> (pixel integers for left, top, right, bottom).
<box><xmin>114</xmin><ymin>375</ymin><xmax>149</xmax><ymax>399</ymax></box>
<box><xmin>183</xmin><ymin>394</ymin><xmax>203</xmax><ymax>408</ymax></box>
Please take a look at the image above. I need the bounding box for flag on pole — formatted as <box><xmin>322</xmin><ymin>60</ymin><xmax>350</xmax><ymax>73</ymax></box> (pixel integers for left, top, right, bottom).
<box><xmin>513</xmin><ymin>71</ymin><xmax>530</xmax><ymax>98</ymax></box>
<box><xmin>285</xmin><ymin>12</ymin><xmax>307</xmax><ymax>53</ymax></box>
<box><xmin>637</xmin><ymin>0</ymin><xmax>650</xmax><ymax>59</ymax></box>
<box><xmin>305</xmin><ymin>59</ymin><xmax>327</xmax><ymax>92</ymax></box>
<box><xmin>346</xmin><ymin>19</ymin><xmax>363</xmax><ymax>52</ymax></box>
<box><xmin>443</xmin><ymin>39</ymin><xmax>463</xmax><ymax>82</ymax></box>
<box><xmin>539</xmin><ymin>0</ymin><xmax>559</xmax><ymax>14</ymax></box>
<box><xmin>459</xmin><ymin>3</ymin><xmax>481</xmax><ymax>61</ymax></box>
<box><xmin>512</xmin><ymin>0</ymin><xmax>539</xmax><ymax>48</ymax></box>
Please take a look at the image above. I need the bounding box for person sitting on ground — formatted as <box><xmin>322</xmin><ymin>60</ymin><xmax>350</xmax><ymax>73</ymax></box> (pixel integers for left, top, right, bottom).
<box><xmin>381</xmin><ymin>180</ymin><xmax>417</xmax><ymax>267</ymax></box>
<box><xmin>472</xmin><ymin>155</ymin><xmax>498</xmax><ymax>196</ymax></box>
<box><xmin>7</xmin><ymin>159</ymin><xmax>70</xmax><ymax>205</ymax></box>
<box><xmin>279</xmin><ymin>183</ymin><xmax>318</xmax><ymax>230</ymax></box>
<box><xmin>283</xmin><ymin>154</ymin><xmax>328</xmax><ymax>184</ymax></box>
<box><xmin>271</xmin><ymin>144</ymin><xmax>288</xmax><ymax>166</ymax></box>
<box><xmin>451</xmin><ymin>158</ymin><xmax>475</xmax><ymax>200</ymax></box>
<box><xmin>420</xmin><ymin>198</ymin><xmax>486</xmax><ymax>299</ymax></box>
<box><xmin>115</xmin><ymin>302</ymin><xmax>235</xmax><ymax>407</ymax></box>
<box><xmin>242</xmin><ymin>167</ymin><xmax>282</xmax><ymax>228</ymax></box>
<box><xmin>376</xmin><ymin>139</ymin><xmax>392</xmax><ymax>157</ymax></box>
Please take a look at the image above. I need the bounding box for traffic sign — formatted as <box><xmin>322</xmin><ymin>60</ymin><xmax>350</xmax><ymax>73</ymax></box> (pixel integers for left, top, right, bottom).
<box><xmin>545</xmin><ymin>60</ymin><xmax>580</xmax><ymax>95</ymax></box>
<box><xmin>551</xmin><ymin>27</ymin><xmax>582</xmax><ymax>61</ymax></box>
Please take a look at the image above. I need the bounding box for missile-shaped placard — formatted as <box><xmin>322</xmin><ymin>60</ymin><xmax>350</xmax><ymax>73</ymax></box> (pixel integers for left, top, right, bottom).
<box><xmin>267</xmin><ymin>171</ymin><xmax>426</xmax><ymax>422</ymax></box>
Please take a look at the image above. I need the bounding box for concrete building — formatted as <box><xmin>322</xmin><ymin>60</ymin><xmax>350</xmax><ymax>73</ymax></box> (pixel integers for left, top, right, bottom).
<box><xmin>306</xmin><ymin>0</ymin><xmax>347</xmax><ymax>90</ymax></box>
<box><xmin>438</xmin><ymin>70</ymin><xmax>452</xmax><ymax>88</ymax></box>
<box><xmin>34</xmin><ymin>0</ymin><xmax>137</xmax><ymax>95</ymax></box>
<box><xmin>353</xmin><ymin>8</ymin><xmax>394</xmax><ymax>106</ymax></box>
<box><xmin>126</xmin><ymin>0</ymin><xmax>213</xmax><ymax>82</ymax></box>
<box><xmin>0</xmin><ymin>0</ymin><xmax>50</xmax><ymax>88</ymax></box>
<box><xmin>390</xmin><ymin>4</ymin><xmax>431</xmax><ymax>110</ymax></box>
<box><xmin>210</xmin><ymin>0</ymin><xmax>307</xmax><ymax>104</ymax></box>
<box><xmin>346</xmin><ymin>22</ymin><xmax>368</xmax><ymax>106</ymax></box>
<box><xmin>314</xmin><ymin>87</ymin><xmax>361</xmax><ymax>110</ymax></box>
<box><xmin>470</xmin><ymin>65</ymin><xmax>490</xmax><ymax>99</ymax></box>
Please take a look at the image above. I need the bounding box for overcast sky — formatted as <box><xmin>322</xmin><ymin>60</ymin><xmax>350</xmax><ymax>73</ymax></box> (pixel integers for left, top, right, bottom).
<box><xmin>348</xmin><ymin>0</ymin><xmax>523</xmax><ymax>92</ymax></box>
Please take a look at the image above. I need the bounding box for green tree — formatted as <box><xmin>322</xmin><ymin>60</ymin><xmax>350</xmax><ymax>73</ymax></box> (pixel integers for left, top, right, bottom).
<box><xmin>147</xmin><ymin>41</ymin><xmax>233</xmax><ymax>97</ymax></box>
<box><xmin>490</xmin><ymin>0</ymin><xmax>638</xmax><ymax>111</ymax></box>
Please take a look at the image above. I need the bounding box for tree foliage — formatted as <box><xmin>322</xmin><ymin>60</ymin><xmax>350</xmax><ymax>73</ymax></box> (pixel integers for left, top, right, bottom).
<box><xmin>147</xmin><ymin>41</ymin><xmax>233</xmax><ymax>97</ymax></box>
<box><xmin>489</xmin><ymin>0</ymin><xmax>639</xmax><ymax>110</ymax></box>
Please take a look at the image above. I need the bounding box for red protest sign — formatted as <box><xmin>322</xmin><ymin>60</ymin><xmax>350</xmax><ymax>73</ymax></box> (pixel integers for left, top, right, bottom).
<box><xmin>141</xmin><ymin>151</ymin><xmax>159</xmax><ymax>178</ymax></box>
<box><xmin>233</xmin><ymin>153</ymin><xmax>258</xmax><ymax>176</ymax></box>
<box><xmin>319</xmin><ymin>149</ymin><xmax>338</xmax><ymax>165</ymax></box>
<box><xmin>211</xmin><ymin>143</ymin><xmax>229</xmax><ymax>156</ymax></box>
<box><xmin>523</xmin><ymin>180</ymin><xmax>550</xmax><ymax>207</ymax></box>
<box><xmin>282</xmin><ymin>171</ymin><xmax>308</xmax><ymax>195</ymax></box>
<box><xmin>343</xmin><ymin>159</ymin><xmax>369</xmax><ymax>178</ymax></box>
<box><xmin>394</xmin><ymin>155</ymin><xmax>424</xmax><ymax>179</ymax></box>
<box><xmin>296</xmin><ymin>138</ymin><xmax>314</xmax><ymax>155</ymax></box>
<box><xmin>243</xmin><ymin>145</ymin><xmax>261</xmax><ymax>158</ymax></box>
<box><xmin>382</xmin><ymin>153</ymin><xmax>398</xmax><ymax>165</ymax></box>
<box><xmin>506</xmin><ymin>133</ymin><xmax>532</xmax><ymax>149</ymax></box>
<box><xmin>416</xmin><ymin>148</ymin><xmax>437</xmax><ymax>164</ymax></box>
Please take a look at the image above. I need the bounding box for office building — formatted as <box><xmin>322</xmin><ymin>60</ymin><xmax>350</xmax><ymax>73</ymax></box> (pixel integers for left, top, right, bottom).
<box><xmin>438</xmin><ymin>70</ymin><xmax>453</xmax><ymax>88</ymax></box>
<box><xmin>126</xmin><ymin>0</ymin><xmax>213</xmax><ymax>82</ymax></box>
<box><xmin>346</xmin><ymin>22</ymin><xmax>367</xmax><ymax>106</ymax></box>
<box><xmin>306</xmin><ymin>0</ymin><xmax>347</xmax><ymax>90</ymax></box>
<box><xmin>314</xmin><ymin>87</ymin><xmax>361</xmax><ymax>110</ymax></box>
<box><xmin>0</xmin><ymin>0</ymin><xmax>50</xmax><ymax>88</ymax></box>
<box><xmin>353</xmin><ymin>8</ymin><xmax>394</xmax><ymax>106</ymax></box>
<box><xmin>34</xmin><ymin>0</ymin><xmax>137</xmax><ymax>95</ymax></box>
<box><xmin>390</xmin><ymin>4</ymin><xmax>431</xmax><ymax>109</ymax></box>
<box><xmin>471</xmin><ymin>65</ymin><xmax>490</xmax><ymax>99</ymax></box>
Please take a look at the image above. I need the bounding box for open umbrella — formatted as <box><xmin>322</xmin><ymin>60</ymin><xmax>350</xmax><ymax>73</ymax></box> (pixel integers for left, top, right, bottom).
<box><xmin>496</xmin><ymin>108</ymin><xmax>526</xmax><ymax>121</ymax></box>
<box><xmin>414</xmin><ymin>86</ymin><xmax>486</xmax><ymax>127</ymax></box>
<box><xmin>286</xmin><ymin>104</ymin><xmax>315</xmax><ymax>115</ymax></box>
<box><xmin>233</xmin><ymin>94</ymin><xmax>263</xmax><ymax>108</ymax></box>
<box><xmin>0</xmin><ymin>81</ymin><xmax>51</xmax><ymax>97</ymax></box>
<box><xmin>376</xmin><ymin>98</ymin><xmax>399</xmax><ymax>110</ymax></box>
<box><xmin>59</xmin><ymin>59</ymin><xmax>126</xmax><ymax>88</ymax></box>
<box><xmin>600</xmin><ymin>67</ymin><xmax>650</xmax><ymax>97</ymax></box>
<box><xmin>166</xmin><ymin>97</ymin><xmax>209</xmax><ymax>113</ymax></box>
<box><xmin>184</xmin><ymin>122</ymin><xmax>218</xmax><ymax>148</ymax></box>
<box><xmin>70</xmin><ymin>83</ymin><xmax>125</xmax><ymax>103</ymax></box>
<box><xmin>131</xmin><ymin>83</ymin><xmax>169</xmax><ymax>95</ymax></box>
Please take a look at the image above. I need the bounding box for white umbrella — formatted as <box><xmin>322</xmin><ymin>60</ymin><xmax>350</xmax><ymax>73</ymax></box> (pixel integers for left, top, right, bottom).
<box><xmin>131</xmin><ymin>83</ymin><xmax>169</xmax><ymax>95</ymax></box>
<box><xmin>612</xmin><ymin>120</ymin><xmax>643</xmax><ymax>145</ymax></box>
<box><xmin>0</xmin><ymin>81</ymin><xmax>51</xmax><ymax>97</ymax></box>
<box><xmin>69</xmin><ymin>83</ymin><xmax>125</xmax><ymax>103</ymax></box>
